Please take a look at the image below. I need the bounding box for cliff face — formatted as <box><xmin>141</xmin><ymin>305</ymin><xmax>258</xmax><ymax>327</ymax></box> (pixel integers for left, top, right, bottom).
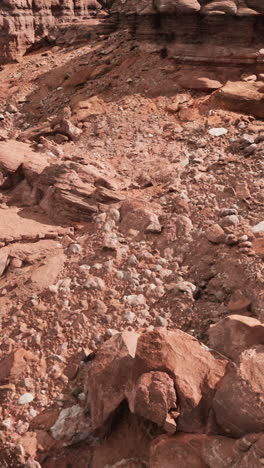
<box><xmin>109</xmin><ymin>0</ymin><xmax>264</xmax><ymax>67</ymax></box>
<box><xmin>1</xmin><ymin>0</ymin><xmax>264</xmax><ymax>65</ymax></box>
<box><xmin>0</xmin><ymin>0</ymin><xmax>100</xmax><ymax>64</ymax></box>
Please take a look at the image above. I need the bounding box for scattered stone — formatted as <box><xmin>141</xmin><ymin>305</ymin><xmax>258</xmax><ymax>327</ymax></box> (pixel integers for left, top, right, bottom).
<box><xmin>18</xmin><ymin>393</ymin><xmax>34</xmax><ymax>405</ymax></box>
<box><xmin>208</xmin><ymin>128</ymin><xmax>228</xmax><ymax>137</ymax></box>
<box><xmin>205</xmin><ymin>224</ymin><xmax>225</xmax><ymax>244</ymax></box>
<box><xmin>221</xmin><ymin>215</ymin><xmax>240</xmax><ymax>227</ymax></box>
<box><xmin>252</xmin><ymin>221</ymin><xmax>264</xmax><ymax>234</ymax></box>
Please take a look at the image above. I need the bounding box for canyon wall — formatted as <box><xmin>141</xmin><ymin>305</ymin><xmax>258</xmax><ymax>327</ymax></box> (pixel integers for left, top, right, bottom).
<box><xmin>0</xmin><ymin>0</ymin><xmax>101</xmax><ymax>64</ymax></box>
<box><xmin>109</xmin><ymin>0</ymin><xmax>264</xmax><ymax>67</ymax></box>
<box><xmin>0</xmin><ymin>0</ymin><xmax>264</xmax><ymax>65</ymax></box>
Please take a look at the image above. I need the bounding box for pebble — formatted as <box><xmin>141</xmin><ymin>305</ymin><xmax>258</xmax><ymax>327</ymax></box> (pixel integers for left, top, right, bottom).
<box><xmin>10</xmin><ymin>257</ymin><xmax>23</xmax><ymax>268</ymax></box>
<box><xmin>18</xmin><ymin>393</ymin><xmax>34</xmax><ymax>405</ymax></box>
<box><xmin>239</xmin><ymin>241</ymin><xmax>252</xmax><ymax>248</ymax></box>
<box><xmin>84</xmin><ymin>275</ymin><xmax>106</xmax><ymax>290</ymax></box>
<box><xmin>221</xmin><ymin>215</ymin><xmax>240</xmax><ymax>227</ymax></box>
<box><xmin>124</xmin><ymin>311</ymin><xmax>136</xmax><ymax>323</ymax></box>
<box><xmin>68</xmin><ymin>243</ymin><xmax>82</xmax><ymax>254</ymax></box>
<box><xmin>252</xmin><ymin>221</ymin><xmax>264</xmax><ymax>234</ymax></box>
<box><xmin>243</xmin><ymin>143</ymin><xmax>257</xmax><ymax>156</ymax></box>
<box><xmin>156</xmin><ymin>316</ymin><xmax>168</xmax><ymax>327</ymax></box>
<box><xmin>208</xmin><ymin>128</ymin><xmax>228</xmax><ymax>137</ymax></box>
<box><xmin>225</xmin><ymin>234</ymin><xmax>238</xmax><ymax>245</ymax></box>
<box><xmin>108</xmin><ymin>208</ymin><xmax>120</xmax><ymax>222</ymax></box>
<box><xmin>174</xmin><ymin>281</ymin><xmax>196</xmax><ymax>295</ymax></box>
<box><xmin>220</xmin><ymin>208</ymin><xmax>238</xmax><ymax>217</ymax></box>
<box><xmin>239</xmin><ymin>134</ymin><xmax>255</xmax><ymax>145</ymax></box>
<box><xmin>25</xmin><ymin>459</ymin><xmax>42</xmax><ymax>468</ymax></box>
<box><xmin>239</xmin><ymin>235</ymin><xmax>248</xmax><ymax>242</ymax></box>
<box><xmin>124</xmin><ymin>294</ymin><xmax>146</xmax><ymax>306</ymax></box>
<box><xmin>128</xmin><ymin>254</ymin><xmax>138</xmax><ymax>266</ymax></box>
<box><xmin>205</xmin><ymin>224</ymin><xmax>225</xmax><ymax>244</ymax></box>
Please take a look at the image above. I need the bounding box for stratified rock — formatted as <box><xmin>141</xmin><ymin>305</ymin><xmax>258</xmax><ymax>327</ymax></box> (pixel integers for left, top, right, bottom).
<box><xmin>153</xmin><ymin>0</ymin><xmax>201</xmax><ymax>13</ymax></box>
<box><xmin>0</xmin><ymin>0</ymin><xmax>102</xmax><ymax>64</ymax></box>
<box><xmin>211</xmin><ymin>81</ymin><xmax>264</xmax><ymax>118</ymax></box>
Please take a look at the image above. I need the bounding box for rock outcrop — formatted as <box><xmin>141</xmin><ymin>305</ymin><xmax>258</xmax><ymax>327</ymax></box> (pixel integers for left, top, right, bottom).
<box><xmin>0</xmin><ymin>0</ymin><xmax>102</xmax><ymax>64</ymax></box>
<box><xmin>108</xmin><ymin>0</ymin><xmax>264</xmax><ymax>84</ymax></box>
<box><xmin>38</xmin><ymin>315</ymin><xmax>264</xmax><ymax>466</ymax></box>
<box><xmin>1</xmin><ymin>0</ymin><xmax>264</xmax><ymax>65</ymax></box>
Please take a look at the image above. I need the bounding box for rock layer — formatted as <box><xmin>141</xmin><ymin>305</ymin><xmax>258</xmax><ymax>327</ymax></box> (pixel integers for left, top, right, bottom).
<box><xmin>0</xmin><ymin>0</ymin><xmax>101</xmax><ymax>64</ymax></box>
<box><xmin>1</xmin><ymin>0</ymin><xmax>264</xmax><ymax>64</ymax></box>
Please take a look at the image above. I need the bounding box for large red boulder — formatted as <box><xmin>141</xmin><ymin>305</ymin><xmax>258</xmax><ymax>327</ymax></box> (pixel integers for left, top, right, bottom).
<box><xmin>209</xmin><ymin>314</ymin><xmax>264</xmax><ymax>362</ymax></box>
<box><xmin>85</xmin><ymin>331</ymin><xmax>139</xmax><ymax>429</ymax></box>
<box><xmin>133</xmin><ymin>329</ymin><xmax>228</xmax><ymax>432</ymax></box>
<box><xmin>213</xmin><ymin>345</ymin><xmax>264</xmax><ymax>436</ymax></box>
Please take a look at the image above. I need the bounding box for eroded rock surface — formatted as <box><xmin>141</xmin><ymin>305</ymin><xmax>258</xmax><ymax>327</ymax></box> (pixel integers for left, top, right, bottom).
<box><xmin>1</xmin><ymin>2</ymin><xmax>264</xmax><ymax>466</ymax></box>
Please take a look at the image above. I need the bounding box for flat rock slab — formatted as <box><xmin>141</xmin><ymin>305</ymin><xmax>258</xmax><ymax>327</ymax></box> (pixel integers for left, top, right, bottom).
<box><xmin>0</xmin><ymin>140</ymin><xmax>49</xmax><ymax>174</ymax></box>
<box><xmin>0</xmin><ymin>207</ymin><xmax>70</xmax><ymax>243</ymax></box>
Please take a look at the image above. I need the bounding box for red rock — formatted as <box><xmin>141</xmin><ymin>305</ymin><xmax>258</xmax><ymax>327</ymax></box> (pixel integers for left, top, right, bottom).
<box><xmin>0</xmin><ymin>1</ymin><xmax>102</xmax><ymax>64</ymax></box>
<box><xmin>86</xmin><ymin>331</ymin><xmax>139</xmax><ymax>429</ymax></box>
<box><xmin>0</xmin><ymin>349</ymin><xmax>37</xmax><ymax>383</ymax></box>
<box><xmin>211</xmin><ymin>81</ymin><xmax>264</xmax><ymax>118</ymax></box>
<box><xmin>129</xmin><ymin>371</ymin><xmax>177</xmax><ymax>429</ymax></box>
<box><xmin>19</xmin><ymin>432</ymin><xmax>37</xmax><ymax>458</ymax></box>
<box><xmin>209</xmin><ymin>314</ymin><xmax>264</xmax><ymax>361</ymax></box>
<box><xmin>213</xmin><ymin>345</ymin><xmax>264</xmax><ymax>436</ymax></box>
<box><xmin>227</xmin><ymin>291</ymin><xmax>251</xmax><ymax>313</ymax></box>
<box><xmin>150</xmin><ymin>432</ymin><xmax>264</xmax><ymax>468</ymax></box>
<box><xmin>134</xmin><ymin>329</ymin><xmax>228</xmax><ymax>432</ymax></box>
<box><xmin>30</xmin><ymin>409</ymin><xmax>60</xmax><ymax>431</ymax></box>
<box><xmin>150</xmin><ymin>434</ymin><xmax>207</xmax><ymax>468</ymax></box>
<box><xmin>205</xmin><ymin>224</ymin><xmax>225</xmax><ymax>244</ymax></box>
<box><xmin>153</xmin><ymin>0</ymin><xmax>201</xmax><ymax>13</ymax></box>
<box><xmin>119</xmin><ymin>200</ymin><xmax>162</xmax><ymax>235</ymax></box>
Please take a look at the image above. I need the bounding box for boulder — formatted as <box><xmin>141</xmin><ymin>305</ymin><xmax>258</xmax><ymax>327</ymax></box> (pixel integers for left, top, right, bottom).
<box><xmin>85</xmin><ymin>331</ymin><xmax>139</xmax><ymax>429</ymax></box>
<box><xmin>211</xmin><ymin>81</ymin><xmax>264</xmax><ymax>119</ymax></box>
<box><xmin>153</xmin><ymin>0</ymin><xmax>201</xmax><ymax>13</ymax></box>
<box><xmin>209</xmin><ymin>314</ymin><xmax>264</xmax><ymax>361</ymax></box>
<box><xmin>213</xmin><ymin>345</ymin><xmax>264</xmax><ymax>436</ymax></box>
<box><xmin>128</xmin><ymin>371</ymin><xmax>177</xmax><ymax>429</ymax></box>
<box><xmin>134</xmin><ymin>329</ymin><xmax>228</xmax><ymax>432</ymax></box>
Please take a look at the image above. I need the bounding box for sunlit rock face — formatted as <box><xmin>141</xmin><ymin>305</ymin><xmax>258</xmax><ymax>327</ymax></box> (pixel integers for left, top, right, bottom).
<box><xmin>0</xmin><ymin>0</ymin><xmax>100</xmax><ymax>64</ymax></box>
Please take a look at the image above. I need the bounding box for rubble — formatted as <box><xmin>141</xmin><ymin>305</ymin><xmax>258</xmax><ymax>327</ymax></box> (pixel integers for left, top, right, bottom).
<box><xmin>0</xmin><ymin>1</ymin><xmax>264</xmax><ymax>466</ymax></box>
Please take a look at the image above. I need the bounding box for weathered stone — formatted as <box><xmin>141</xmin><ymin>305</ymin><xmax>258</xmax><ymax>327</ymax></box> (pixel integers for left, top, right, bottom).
<box><xmin>86</xmin><ymin>331</ymin><xmax>139</xmax><ymax>429</ymax></box>
<box><xmin>205</xmin><ymin>224</ymin><xmax>225</xmax><ymax>244</ymax></box>
<box><xmin>134</xmin><ymin>329</ymin><xmax>227</xmax><ymax>432</ymax></box>
<box><xmin>209</xmin><ymin>315</ymin><xmax>264</xmax><ymax>361</ymax></box>
<box><xmin>213</xmin><ymin>345</ymin><xmax>264</xmax><ymax>436</ymax></box>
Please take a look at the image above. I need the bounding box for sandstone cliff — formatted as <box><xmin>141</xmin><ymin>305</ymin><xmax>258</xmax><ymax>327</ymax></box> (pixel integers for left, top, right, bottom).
<box><xmin>0</xmin><ymin>0</ymin><xmax>101</xmax><ymax>64</ymax></box>
<box><xmin>109</xmin><ymin>0</ymin><xmax>264</xmax><ymax>68</ymax></box>
<box><xmin>1</xmin><ymin>0</ymin><xmax>264</xmax><ymax>65</ymax></box>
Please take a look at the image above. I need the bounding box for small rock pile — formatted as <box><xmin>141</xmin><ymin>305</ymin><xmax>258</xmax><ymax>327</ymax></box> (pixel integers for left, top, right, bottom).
<box><xmin>2</xmin><ymin>314</ymin><xmax>264</xmax><ymax>467</ymax></box>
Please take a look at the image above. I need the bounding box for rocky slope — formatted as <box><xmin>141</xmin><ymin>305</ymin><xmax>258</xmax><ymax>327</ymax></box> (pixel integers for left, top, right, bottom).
<box><xmin>0</xmin><ymin>0</ymin><xmax>264</xmax><ymax>466</ymax></box>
